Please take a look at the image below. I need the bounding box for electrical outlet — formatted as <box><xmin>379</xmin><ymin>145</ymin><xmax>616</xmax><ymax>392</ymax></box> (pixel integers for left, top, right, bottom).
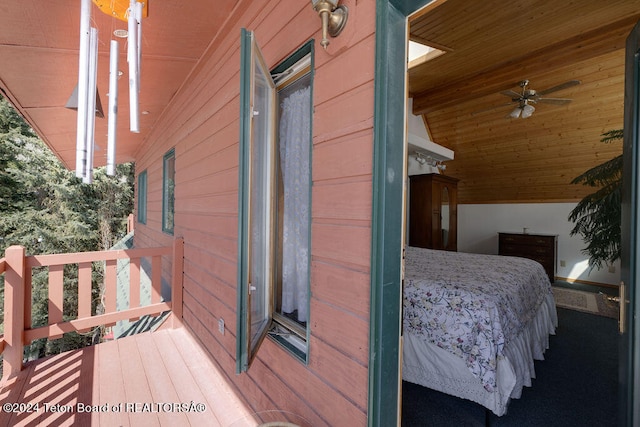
<box><xmin>218</xmin><ymin>318</ymin><xmax>225</xmax><ymax>335</ymax></box>
<box><xmin>608</xmin><ymin>265</ymin><xmax>616</xmax><ymax>273</ymax></box>
<box><xmin>560</xmin><ymin>260</ymin><xmax>566</xmax><ymax>267</ymax></box>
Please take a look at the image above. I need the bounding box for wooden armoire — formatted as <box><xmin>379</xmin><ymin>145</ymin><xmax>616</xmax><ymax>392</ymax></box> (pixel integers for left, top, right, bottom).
<box><xmin>409</xmin><ymin>173</ymin><xmax>459</xmax><ymax>251</ymax></box>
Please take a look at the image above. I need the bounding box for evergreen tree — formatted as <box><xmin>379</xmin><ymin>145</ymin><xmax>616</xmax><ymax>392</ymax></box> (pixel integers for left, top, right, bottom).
<box><xmin>568</xmin><ymin>129</ymin><xmax>623</xmax><ymax>270</ymax></box>
<box><xmin>0</xmin><ymin>95</ymin><xmax>134</xmax><ymax>360</ymax></box>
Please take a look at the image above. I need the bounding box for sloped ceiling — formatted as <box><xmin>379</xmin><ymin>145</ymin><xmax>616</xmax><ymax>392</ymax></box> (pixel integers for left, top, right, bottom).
<box><xmin>0</xmin><ymin>1</ymin><xmax>239</xmax><ymax>169</ymax></box>
<box><xmin>409</xmin><ymin>0</ymin><xmax>640</xmax><ymax>204</ymax></box>
<box><xmin>1</xmin><ymin>0</ymin><xmax>638</xmax><ymax>205</ymax></box>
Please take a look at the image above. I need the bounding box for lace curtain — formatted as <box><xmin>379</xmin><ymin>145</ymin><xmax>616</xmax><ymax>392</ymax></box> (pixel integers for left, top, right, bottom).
<box><xmin>279</xmin><ymin>85</ymin><xmax>311</xmax><ymax>322</ymax></box>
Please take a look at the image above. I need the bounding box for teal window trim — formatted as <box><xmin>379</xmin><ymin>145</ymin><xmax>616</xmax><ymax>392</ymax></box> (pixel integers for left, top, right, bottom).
<box><xmin>270</xmin><ymin>39</ymin><xmax>314</xmax><ymax>77</ymax></box>
<box><xmin>237</xmin><ymin>30</ymin><xmax>314</xmax><ymax>373</ymax></box>
<box><xmin>236</xmin><ymin>28</ymin><xmax>254</xmax><ymax>374</ymax></box>
<box><xmin>237</xmin><ymin>28</ymin><xmax>279</xmax><ymax>371</ymax></box>
<box><xmin>137</xmin><ymin>170</ymin><xmax>148</xmax><ymax>224</ymax></box>
<box><xmin>162</xmin><ymin>148</ymin><xmax>175</xmax><ymax>235</ymax></box>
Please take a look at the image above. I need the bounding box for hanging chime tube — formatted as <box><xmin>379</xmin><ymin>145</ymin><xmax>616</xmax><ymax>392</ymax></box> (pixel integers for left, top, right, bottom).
<box><xmin>84</xmin><ymin>27</ymin><xmax>99</xmax><ymax>184</ymax></box>
<box><xmin>107</xmin><ymin>40</ymin><xmax>119</xmax><ymax>176</ymax></box>
<box><xmin>128</xmin><ymin>0</ymin><xmax>140</xmax><ymax>133</ymax></box>
<box><xmin>136</xmin><ymin>1</ymin><xmax>142</xmax><ymax>90</ymax></box>
<box><xmin>75</xmin><ymin>0</ymin><xmax>91</xmax><ymax>178</ymax></box>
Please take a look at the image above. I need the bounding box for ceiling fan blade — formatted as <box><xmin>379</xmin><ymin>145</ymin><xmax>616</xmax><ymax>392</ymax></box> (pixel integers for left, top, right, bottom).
<box><xmin>536</xmin><ymin>97</ymin><xmax>572</xmax><ymax>105</ymax></box>
<box><xmin>500</xmin><ymin>90</ymin><xmax>522</xmax><ymax>99</ymax></box>
<box><xmin>537</xmin><ymin>80</ymin><xmax>581</xmax><ymax>96</ymax></box>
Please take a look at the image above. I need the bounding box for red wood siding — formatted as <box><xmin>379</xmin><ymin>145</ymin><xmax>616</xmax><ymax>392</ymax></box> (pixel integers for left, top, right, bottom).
<box><xmin>133</xmin><ymin>0</ymin><xmax>376</xmax><ymax>425</ymax></box>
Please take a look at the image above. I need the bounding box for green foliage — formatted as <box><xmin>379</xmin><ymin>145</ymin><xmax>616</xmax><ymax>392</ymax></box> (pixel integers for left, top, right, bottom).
<box><xmin>568</xmin><ymin>129</ymin><xmax>623</xmax><ymax>270</ymax></box>
<box><xmin>0</xmin><ymin>95</ymin><xmax>134</xmax><ymax>359</ymax></box>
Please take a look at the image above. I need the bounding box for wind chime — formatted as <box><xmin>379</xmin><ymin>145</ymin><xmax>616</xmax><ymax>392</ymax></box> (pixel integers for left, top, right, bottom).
<box><xmin>71</xmin><ymin>0</ymin><xmax>147</xmax><ymax>183</ymax></box>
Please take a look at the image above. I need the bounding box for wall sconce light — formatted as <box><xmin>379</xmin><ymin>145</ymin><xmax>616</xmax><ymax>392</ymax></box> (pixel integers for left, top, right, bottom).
<box><xmin>310</xmin><ymin>0</ymin><xmax>348</xmax><ymax>50</ymax></box>
<box><xmin>415</xmin><ymin>152</ymin><xmax>427</xmax><ymax>165</ymax></box>
<box><xmin>414</xmin><ymin>152</ymin><xmax>447</xmax><ymax>171</ymax></box>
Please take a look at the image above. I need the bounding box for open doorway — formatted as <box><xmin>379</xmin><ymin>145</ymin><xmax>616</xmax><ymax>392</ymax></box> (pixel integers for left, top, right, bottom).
<box><xmin>390</xmin><ymin>0</ymin><xmax>634</xmax><ymax>426</ymax></box>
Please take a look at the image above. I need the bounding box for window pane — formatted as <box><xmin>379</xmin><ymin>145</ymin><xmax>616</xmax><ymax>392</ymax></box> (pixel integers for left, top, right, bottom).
<box><xmin>276</xmin><ymin>73</ymin><xmax>311</xmax><ymax>326</ymax></box>
<box><xmin>248</xmin><ymin>42</ymin><xmax>275</xmax><ymax>351</ymax></box>
<box><xmin>237</xmin><ymin>31</ymin><xmax>312</xmax><ymax>368</ymax></box>
<box><xmin>137</xmin><ymin>170</ymin><xmax>147</xmax><ymax>224</ymax></box>
<box><xmin>163</xmin><ymin>150</ymin><xmax>175</xmax><ymax>234</ymax></box>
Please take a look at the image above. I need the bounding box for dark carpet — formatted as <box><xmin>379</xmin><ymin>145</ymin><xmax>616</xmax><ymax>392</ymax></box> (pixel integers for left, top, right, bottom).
<box><xmin>402</xmin><ymin>308</ymin><xmax>618</xmax><ymax>427</ymax></box>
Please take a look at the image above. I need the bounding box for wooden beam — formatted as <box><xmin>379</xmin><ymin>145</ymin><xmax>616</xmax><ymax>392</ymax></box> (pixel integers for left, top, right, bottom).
<box><xmin>409</xmin><ymin>34</ymin><xmax>454</xmax><ymax>53</ymax></box>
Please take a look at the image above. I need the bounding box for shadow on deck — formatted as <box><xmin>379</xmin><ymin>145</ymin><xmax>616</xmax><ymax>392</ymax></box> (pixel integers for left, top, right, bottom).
<box><xmin>0</xmin><ymin>322</ymin><xmax>257</xmax><ymax>426</ymax></box>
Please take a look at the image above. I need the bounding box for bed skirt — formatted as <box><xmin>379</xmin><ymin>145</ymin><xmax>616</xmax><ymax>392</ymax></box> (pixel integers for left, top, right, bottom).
<box><xmin>402</xmin><ymin>292</ymin><xmax>557</xmax><ymax>416</ymax></box>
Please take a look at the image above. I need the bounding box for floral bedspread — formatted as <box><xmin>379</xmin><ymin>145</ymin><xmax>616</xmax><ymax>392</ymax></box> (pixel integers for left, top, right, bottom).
<box><xmin>403</xmin><ymin>246</ymin><xmax>553</xmax><ymax>392</ymax></box>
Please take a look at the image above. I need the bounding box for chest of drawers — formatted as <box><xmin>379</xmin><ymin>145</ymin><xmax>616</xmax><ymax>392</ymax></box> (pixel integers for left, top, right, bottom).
<box><xmin>498</xmin><ymin>232</ymin><xmax>557</xmax><ymax>282</ymax></box>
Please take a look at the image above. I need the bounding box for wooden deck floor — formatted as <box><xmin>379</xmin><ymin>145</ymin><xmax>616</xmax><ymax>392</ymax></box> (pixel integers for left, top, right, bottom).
<box><xmin>0</xmin><ymin>325</ymin><xmax>256</xmax><ymax>427</ymax></box>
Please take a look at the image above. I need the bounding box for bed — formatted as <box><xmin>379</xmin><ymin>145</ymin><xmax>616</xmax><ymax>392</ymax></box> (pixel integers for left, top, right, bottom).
<box><xmin>402</xmin><ymin>246</ymin><xmax>558</xmax><ymax>416</ymax></box>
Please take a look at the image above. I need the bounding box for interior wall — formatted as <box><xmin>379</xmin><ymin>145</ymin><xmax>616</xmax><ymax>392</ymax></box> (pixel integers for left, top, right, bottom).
<box><xmin>457</xmin><ymin>203</ymin><xmax>620</xmax><ymax>286</ymax></box>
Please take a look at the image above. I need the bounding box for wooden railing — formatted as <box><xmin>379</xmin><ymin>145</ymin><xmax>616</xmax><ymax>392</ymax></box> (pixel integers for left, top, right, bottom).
<box><xmin>0</xmin><ymin>257</ymin><xmax>6</xmax><ymax>354</ymax></box>
<box><xmin>1</xmin><ymin>238</ymin><xmax>184</xmax><ymax>380</ymax></box>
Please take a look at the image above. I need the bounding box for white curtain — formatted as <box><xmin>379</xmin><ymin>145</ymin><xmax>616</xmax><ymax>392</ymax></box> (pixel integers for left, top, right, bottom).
<box><xmin>279</xmin><ymin>85</ymin><xmax>311</xmax><ymax>322</ymax></box>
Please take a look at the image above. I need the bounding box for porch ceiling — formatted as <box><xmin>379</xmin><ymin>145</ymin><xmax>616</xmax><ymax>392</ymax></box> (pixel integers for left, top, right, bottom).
<box><xmin>0</xmin><ymin>0</ymin><xmax>238</xmax><ymax>169</ymax></box>
<box><xmin>2</xmin><ymin>0</ymin><xmax>639</xmax><ymax>183</ymax></box>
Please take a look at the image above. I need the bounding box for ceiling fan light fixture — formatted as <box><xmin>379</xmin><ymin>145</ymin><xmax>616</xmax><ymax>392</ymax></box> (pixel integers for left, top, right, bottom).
<box><xmin>497</xmin><ymin>79</ymin><xmax>580</xmax><ymax>120</ymax></box>
<box><xmin>521</xmin><ymin>104</ymin><xmax>535</xmax><ymax>118</ymax></box>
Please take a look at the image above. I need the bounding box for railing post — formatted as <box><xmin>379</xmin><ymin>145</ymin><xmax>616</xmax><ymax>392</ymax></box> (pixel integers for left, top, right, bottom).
<box><xmin>127</xmin><ymin>213</ymin><xmax>134</xmax><ymax>234</ymax></box>
<box><xmin>3</xmin><ymin>246</ymin><xmax>26</xmax><ymax>380</ymax></box>
<box><xmin>171</xmin><ymin>237</ymin><xmax>184</xmax><ymax>327</ymax></box>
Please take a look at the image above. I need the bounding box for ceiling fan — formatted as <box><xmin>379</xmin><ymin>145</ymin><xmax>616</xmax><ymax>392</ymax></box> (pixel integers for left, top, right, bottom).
<box><xmin>500</xmin><ymin>79</ymin><xmax>581</xmax><ymax>119</ymax></box>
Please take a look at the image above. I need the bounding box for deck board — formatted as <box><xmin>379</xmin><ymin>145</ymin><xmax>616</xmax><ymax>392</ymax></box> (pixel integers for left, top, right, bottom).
<box><xmin>0</xmin><ymin>325</ymin><xmax>256</xmax><ymax>426</ymax></box>
<box><xmin>97</xmin><ymin>338</ymin><xmax>131</xmax><ymax>427</ymax></box>
<box><xmin>147</xmin><ymin>330</ymin><xmax>218</xmax><ymax>427</ymax></box>
<box><xmin>134</xmin><ymin>332</ymin><xmax>191</xmax><ymax>426</ymax></box>
<box><xmin>117</xmin><ymin>335</ymin><xmax>161</xmax><ymax>426</ymax></box>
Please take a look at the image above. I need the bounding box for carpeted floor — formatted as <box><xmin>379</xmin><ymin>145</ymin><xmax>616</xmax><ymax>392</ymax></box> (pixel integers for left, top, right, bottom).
<box><xmin>402</xmin><ymin>307</ymin><xmax>618</xmax><ymax>426</ymax></box>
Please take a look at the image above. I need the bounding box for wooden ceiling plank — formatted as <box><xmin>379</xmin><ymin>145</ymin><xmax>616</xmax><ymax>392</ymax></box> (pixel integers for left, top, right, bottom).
<box><xmin>411</xmin><ymin>15</ymin><xmax>635</xmax><ymax>115</ymax></box>
<box><xmin>409</xmin><ymin>0</ymin><xmax>640</xmax><ymax>93</ymax></box>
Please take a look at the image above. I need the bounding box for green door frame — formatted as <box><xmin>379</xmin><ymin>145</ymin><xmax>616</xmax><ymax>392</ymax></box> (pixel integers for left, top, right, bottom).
<box><xmin>369</xmin><ymin>1</ymin><xmax>433</xmax><ymax>426</ymax></box>
<box><xmin>370</xmin><ymin>3</ymin><xmax>640</xmax><ymax>426</ymax></box>
<box><xmin>620</xmin><ymin>19</ymin><xmax>640</xmax><ymax>427</ymax></box>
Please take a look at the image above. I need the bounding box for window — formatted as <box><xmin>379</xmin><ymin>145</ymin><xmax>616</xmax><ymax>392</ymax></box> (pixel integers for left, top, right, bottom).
<box><xmin>137</xmin><ymin>170</ymin><xmax>148</xmax><ymax>224</ymax></box>
<box><xmin>162</xmin><ymin>148</ymin><xmax>175</xmax><ymax>234</ymax></box>
<box><xmin>407</xmin><ymin>40</ymin><xmax>446</xmax><ymax>69</ymax></box>
<box><xmin>237</xmin><ymin>29</ymin><xmax>313</xmax><ymax>372</ymax></box>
